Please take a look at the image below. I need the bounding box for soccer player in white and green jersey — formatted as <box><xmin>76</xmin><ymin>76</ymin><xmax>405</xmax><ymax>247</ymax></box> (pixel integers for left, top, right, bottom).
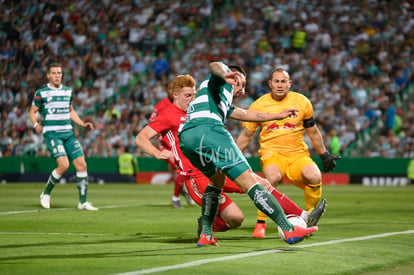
<box><xmin>29</xmin><ymin>63</ymin><xmax>98</xmax><ymax>211</ymax></box>
<box><xmin>178</xmin><ymin>62</ymin><xmax>317</xmax><ymax>246</ymax></box>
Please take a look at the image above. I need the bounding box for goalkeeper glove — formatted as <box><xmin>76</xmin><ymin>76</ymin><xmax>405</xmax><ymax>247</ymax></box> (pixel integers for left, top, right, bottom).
<box><xmin>319</xmin><ymin>151</ymin><xmax>341</xmax><ymax>172</ymax></box>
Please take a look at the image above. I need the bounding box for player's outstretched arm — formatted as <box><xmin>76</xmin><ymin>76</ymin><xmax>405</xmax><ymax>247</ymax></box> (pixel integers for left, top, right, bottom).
<box><xmin>69</xmin><ymin>105</ymin><xmax>94</xmax><ymax>129</ymax></box>
<box><xmin>229</xmin><ymin>106</ymin><xmax>298</xmax><ymax>122</ymax></box>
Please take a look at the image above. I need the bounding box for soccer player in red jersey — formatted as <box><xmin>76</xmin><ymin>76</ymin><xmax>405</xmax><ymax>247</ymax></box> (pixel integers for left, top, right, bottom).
<box><xmin>137</xmin><ymin>75</ymin><xmax>245</xmax><ymax>231</ymax></box>
<box><xmin>148</xmin><ymin>81</ymin><xmax>194</xmax><ymax>208</ymax></box>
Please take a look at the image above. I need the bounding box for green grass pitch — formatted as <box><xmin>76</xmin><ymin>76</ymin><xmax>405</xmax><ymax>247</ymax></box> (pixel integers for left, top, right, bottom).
<box><xmin>0</xmin><ymin>183</ymin><xmax>413</xmax><ymax>275</ymax></box>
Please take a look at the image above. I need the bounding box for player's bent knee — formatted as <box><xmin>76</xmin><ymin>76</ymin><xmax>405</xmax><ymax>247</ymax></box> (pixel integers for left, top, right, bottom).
<box><xmin>303</xmin><ymin>170</ymin><xmax>322</xmax><ymax>185</ymax></box>
<box><xmin>229</xmin><ymin>214</ymin><xmax>244</xmax><ymax>229</ymax></box>
<box><xmin>73</xmin><ymin>158</ymin><xmax>87</xmax><ymax>171</ymax></box>
<box><xmin>58</xmin><ymin>163</ymin><xmax>70</xmax><ymax>173</ymax></box>
<box><xmin>307</xmin><ymin>175</ymin><xmax>322</xmax><ymax>186</ymax></box>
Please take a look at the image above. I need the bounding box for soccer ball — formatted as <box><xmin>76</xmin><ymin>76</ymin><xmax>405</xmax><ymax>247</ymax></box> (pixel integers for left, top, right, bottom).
<box><xmin>278</xmin><ymin>214</ymin><xmax>307</xmax><ymax>242</ymax></box>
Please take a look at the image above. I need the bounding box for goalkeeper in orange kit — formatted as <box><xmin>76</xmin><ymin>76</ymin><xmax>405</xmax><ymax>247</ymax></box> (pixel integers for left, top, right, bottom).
<box><xmin>236</xmin><ymin>68</ymin><xmax>340</xmax><ymax>238</ymax></box>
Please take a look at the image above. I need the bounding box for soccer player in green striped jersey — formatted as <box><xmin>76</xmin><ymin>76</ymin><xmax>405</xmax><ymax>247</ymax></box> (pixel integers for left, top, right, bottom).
<box><xmin>29</xmin><ymin>63</ymin><xmax>98</xmax><ymax>211</ymax></box>
<box><xmin>178</xmin><ymin>62</ymin><xmax>318</xmax><ymax>246</ymax></box>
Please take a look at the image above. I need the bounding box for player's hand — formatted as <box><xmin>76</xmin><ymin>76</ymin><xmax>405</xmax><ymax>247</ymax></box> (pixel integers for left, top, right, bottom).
<box><xmin>319</xmin><ymin>151</ymin><xmax>341</xmax><ymax>172</ymax></box>
<box><xmin>34</xmin><ymin>124</ymin><xmax>43</xmax><ymax>134</ymax></box>
<box><xmin>277</xmin><ymin>108</ymin><xmax>298</xmax><ymax>120</ymax></box>
<box><xmin>84</xmin><ymin>121</ymin><xmax>94</xmax><ymax>130</ymax></box>
<box><xmin>223</xmin><ymin>71</ymin><xmax>242</xmax><ymax>86</ymax></box>
<box><xmin>156</xmin><ymin>149</ymin><xmax>173</xmax><ymax>160</ymax></box>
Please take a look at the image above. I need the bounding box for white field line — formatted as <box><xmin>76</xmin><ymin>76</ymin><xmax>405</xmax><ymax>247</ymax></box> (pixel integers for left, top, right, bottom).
<box><xmin>115</xmin><ymin>230</ymin><xmax>414</xmax><ymax>275</ymax></box>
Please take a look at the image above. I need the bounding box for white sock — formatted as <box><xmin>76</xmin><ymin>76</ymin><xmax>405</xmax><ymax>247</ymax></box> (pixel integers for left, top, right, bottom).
<box><xmin>172</xmin><ymin>196</ymin><xmax>180</xmax><ymax>201</ymax></box>
<box><xmin>52</xmin><ymin>169</ymin><xmax>62</xmax><ymax>180</ymax></box>
<box><xmin>301</xmin><ymin>210</ymin><xmax>309</xmax><ymax>223</ymax></box>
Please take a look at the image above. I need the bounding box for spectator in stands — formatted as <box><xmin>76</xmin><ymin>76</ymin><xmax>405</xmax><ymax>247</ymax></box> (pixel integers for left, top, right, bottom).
<box><xmin>21</xmin><ymin>128</ymin><xmax>40</xmax><ymax>156</ymax></box>
<box><xmin>0</xmin><ymin>0</ymin><xmax>412</xmax><ymax>160</ymax></box>
<box><xmin>152</xmin><ymin>52</ymin><xmax>170</xmax><ymax>80</ymax></box>
<box><xmin>0</xmin><ymin>129</ymin><xmax>12</xmax><ymax>155</ymax></box>
<box><xmin>327</xmin><ymin>129</ymin><xmax>341</xmax><ymax>155</ymax></box>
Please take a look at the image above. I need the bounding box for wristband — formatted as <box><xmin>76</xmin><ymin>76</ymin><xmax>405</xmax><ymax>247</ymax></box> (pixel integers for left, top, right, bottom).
<box><xmin>33</xmin><ymin>122</ymin><xmax>39</xmax><ymax>128</ymax></box>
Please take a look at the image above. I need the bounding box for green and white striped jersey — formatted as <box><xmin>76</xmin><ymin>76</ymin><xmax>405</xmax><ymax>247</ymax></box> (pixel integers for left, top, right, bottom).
<box><xmin>179</xmin><ymin>72</ymin><xmax>235</xmax><ymax>132</ymax></box>
<box><xmin>32</xmin><ymin>83</ymin><xmax>73</xmax><ymax>133</ymax></box>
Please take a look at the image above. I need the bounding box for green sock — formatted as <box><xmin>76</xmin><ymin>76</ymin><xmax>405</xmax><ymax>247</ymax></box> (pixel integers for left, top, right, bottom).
<box><xmin>200</xmin><ymin>185</ymin><xmax>222</xmax><ymax>238</ymax></box>
<box><xmin>247</xmin><ymin>184</ymin><xmax>294</xmax><ymax>232</ymax></box>
<box><xmin>44</xmin><ymin>172</ymin><xmax>59</xmax><ymax>195</ymax></box>
<box><xmin>77</xmin><ymin>174</ymin><xmax>88</xmax><ymax>204</ymax></box>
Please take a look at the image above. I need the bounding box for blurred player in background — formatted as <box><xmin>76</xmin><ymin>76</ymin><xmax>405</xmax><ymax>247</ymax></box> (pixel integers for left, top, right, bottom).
<box><xmin>149</xmin><ymin>80</ymin><xmax>194</xmax><ymax>208</ymax></box>
<box><xmin>118</xmin><ymin>145</ymin><xmax>138</xmax><ymax>183</ymax></box>
<box><xmin>29</xmin><ymin>63</ymin><xmax>98</xmax><ymax>211</ymax></box>
<box><xmin>237</xmin><ymin>68</ymin><xmax>340</xmax><ymax>238</ymax></box>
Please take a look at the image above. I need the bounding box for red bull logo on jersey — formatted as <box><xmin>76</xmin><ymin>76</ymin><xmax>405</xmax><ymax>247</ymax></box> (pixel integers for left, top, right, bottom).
<box><xmin>282</xmin><ymin>122</ymin><xmax>295</xmax><ymax>129</ymax></box>
<box><xmin>266</xmin><ymin>122</ymin><xmax>280</xmax><ymax>131</ymax></box>
<box><xmin>266</xmin><ymin>122</ymin><xmax>296</xmax><ymax>131</ymax></box>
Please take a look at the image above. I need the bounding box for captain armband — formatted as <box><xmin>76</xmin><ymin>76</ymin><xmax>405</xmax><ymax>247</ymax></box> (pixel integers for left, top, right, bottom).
<box><xmin>303</xmin><ymin>117</ymin><xmax>315</xmax><ymax>128</ymax></box>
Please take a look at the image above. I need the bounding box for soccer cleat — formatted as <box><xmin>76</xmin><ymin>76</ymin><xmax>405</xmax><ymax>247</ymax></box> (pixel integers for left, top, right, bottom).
<box><xmin>78</xmin><ymin>201</ymin><xmax>99</xmax><ymax>211</ymax></box>
<box><xmin>307</xmin><ymin>198</ymin><xmax>327</xmax><ymax>227</ymax></box>
<box><xmin>252</xmin><ymin>223</ymin><xmax>266</xmax><ymax>238</ymax></box>
<box><xmin>180</xmin><ymin>187</ymin><xmax>195</xmax><ymax>206</ymax></box>
<box><xmin>40</xmin><ymin>192</ymin><xmax>50</xmax><ymax>209</ymax></box>
<box><xmin>196</xmin><ymin>233</ymin><xmax>219</xmax><ymax>247</ymax></box>
<box><xmin>197</xmin><ymin>216</ymin><xmax>202</xmax><ymax>237</ymax></box>
<box><xmin>283</xmin><ymin>225</ymin><xmax>318</xmax><ymax>245</ymax></box>
<box><xmin>171</xmin><ymin>199</ymin><xmax>183</xmax><ymax>209</ymax></box>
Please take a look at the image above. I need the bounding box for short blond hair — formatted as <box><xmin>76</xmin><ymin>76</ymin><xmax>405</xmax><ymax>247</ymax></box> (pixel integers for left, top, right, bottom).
<box><xmin>172</xmin><ymin>75</ymin><xmax>195</xmax><ymax>94</ymax></box>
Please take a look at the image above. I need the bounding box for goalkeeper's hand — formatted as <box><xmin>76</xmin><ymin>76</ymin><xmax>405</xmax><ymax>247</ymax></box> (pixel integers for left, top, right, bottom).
<box><xmin>319</xmin><ymin>151</ymin><xmax>341</xmax><ymax>172</ymax></box>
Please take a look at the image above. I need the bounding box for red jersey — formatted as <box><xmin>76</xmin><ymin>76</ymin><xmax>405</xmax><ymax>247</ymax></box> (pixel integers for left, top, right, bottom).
<box><xmin>149</xmin><ymin>97</ymin><xmax>172</xmax><ymax>122</ymax></box>
<box><xmin>147</xmin><ymin>103</ymin><xmax>203</xmax><ymax>177</ymax></box>
<box><xmin>149</xmin><ymin>97</ymin><xmax>173</xmax><ymax>151</ymax></box>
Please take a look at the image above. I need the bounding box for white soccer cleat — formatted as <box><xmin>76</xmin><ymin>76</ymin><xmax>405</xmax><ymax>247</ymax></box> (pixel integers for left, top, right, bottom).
<box><xmin>78</xmin><ymin>201</ymin><xmax>99</xmax><ymax>211</ymax></box>
<box><xmin>40</xmin><ymin>192</ymin><xmax>50</xmax><ymax>209</ymax></box>
<box><xmin>171</xmin><ymin>199</ymin><xmax>184</xmax><ymax>209</ymax></box>
<box><xmin>180</xmin><ymin>187</ymin><xmax>195</xmax><ymax>206</ymax></box>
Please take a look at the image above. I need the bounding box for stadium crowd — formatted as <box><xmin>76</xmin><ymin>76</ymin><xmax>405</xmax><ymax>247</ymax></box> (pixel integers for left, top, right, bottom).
<box><xmin>0</xmin><ymin>0</ymin><xmax>413</xmax><ymax>159</ymax></box>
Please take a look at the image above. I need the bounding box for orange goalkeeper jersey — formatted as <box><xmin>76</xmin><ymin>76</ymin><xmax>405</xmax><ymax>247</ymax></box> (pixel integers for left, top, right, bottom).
<box><xmin>243</xmin><ymin>91</ymin><xmax>313</xmax><ymax>155</ymax></box>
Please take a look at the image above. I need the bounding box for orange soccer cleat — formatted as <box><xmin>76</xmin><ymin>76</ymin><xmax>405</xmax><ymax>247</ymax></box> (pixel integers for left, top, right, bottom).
<box><xmin>252</xmin><ymin>223</ymin><xmax>266</xmax><ymax>238</ymax></box>
<box><xmin>283</xmin><ymin>225</ymin><xmax>318</xmax><ymax>244</ymax></box>
<box><xmin>196</xmin><ymin>233</ymin><xmax>219</xmax><ymax>247</ymax></box>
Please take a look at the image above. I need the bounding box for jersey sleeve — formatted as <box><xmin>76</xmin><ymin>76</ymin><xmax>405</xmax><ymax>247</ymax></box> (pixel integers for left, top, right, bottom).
<box><xmin>208</xmin><ymin>73</ymin><xmax>226</xmax><ymax>94</ymax></box>
<box><xmin>149</xmin><ymin>98</ymin><xmax>172</xmax><ymax>122</ymax></box>
<box><xmin>302</xmin><ymin>96</ymin><xmax>314</xmax><ymax>120</ymax></box>
<box><xmin>227</xmin><ymin>105</ymin><xmax>235</xmax><ymax>117</ymax></box>
<box><xmin>32</xmin><ymin>89</ymin><xmax>42</xmax><ymax>108</ymax></box>
<box><xmin>149</xmin><ymin>110</ymin><xmax>158</xmax><ymax>122</ymax></box>
<box><xmin>147</xmin><ymin>112</ymin><xmax>172</xmax><ymax>135</ymax></box>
